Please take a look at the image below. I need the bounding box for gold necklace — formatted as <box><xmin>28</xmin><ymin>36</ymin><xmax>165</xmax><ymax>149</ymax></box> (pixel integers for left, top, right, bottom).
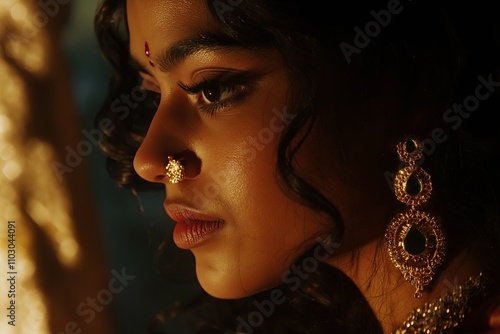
<box><xmin>393</xmin><ymin>272</ymin><xmax>489</xmax><ymax>333</ymax></box>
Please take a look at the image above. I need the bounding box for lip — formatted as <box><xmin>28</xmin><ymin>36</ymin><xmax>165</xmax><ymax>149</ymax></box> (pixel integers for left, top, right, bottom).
<box><xmin>164</xmin><ymin>203</ymin><xmax>224</xmax><ymax>250</ymax></box>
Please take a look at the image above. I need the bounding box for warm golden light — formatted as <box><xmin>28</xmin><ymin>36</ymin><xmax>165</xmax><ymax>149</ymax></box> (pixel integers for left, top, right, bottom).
<box><xmin>1</xmin><ymin>1</ymin><xmax>114</xmax><ymax>333</ymax></box>
<box><xmin>1</xmin><ymin>1</ymin><xmax>79</xmax><ymax>333</ymax></box>
<box><xmin>10</xmin><ymin>3</ymin><xmax>27</xmax><ymax>21</ymax></box>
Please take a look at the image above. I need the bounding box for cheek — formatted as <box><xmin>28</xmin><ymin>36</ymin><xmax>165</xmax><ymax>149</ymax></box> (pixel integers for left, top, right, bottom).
<box><xmin>189</xmin><ymin>66</ymin><xmax>327</xmax><ymax>298</ymax></box>
<box><xmin>192</xmin><ymin>122</ymin><xmax>326</xmax><ymax>299</ymax></box>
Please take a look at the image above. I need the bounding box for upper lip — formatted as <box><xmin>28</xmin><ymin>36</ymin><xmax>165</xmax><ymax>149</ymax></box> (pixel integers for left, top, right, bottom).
<box><xmin>164</xmin><ymin>202</ymin><xmax>223</xmax><ymax>224</ymax></box>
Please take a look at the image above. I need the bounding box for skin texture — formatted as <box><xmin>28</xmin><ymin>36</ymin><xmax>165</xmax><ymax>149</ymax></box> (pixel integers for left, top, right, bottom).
<box><xmin>126</xmin><ymin>0</ymin><xmax>495</xmax><ymax>332</ymax></box>
<box><xmin>129</xmin><ymin>0</ymin><xmax>330</xmax><ymax>299</ymax></box>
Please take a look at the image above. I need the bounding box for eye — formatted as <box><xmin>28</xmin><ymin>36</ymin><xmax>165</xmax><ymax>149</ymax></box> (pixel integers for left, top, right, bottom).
<box><xmin>178</xmin><ymin>71</ymin><xmax>256</xmax><ymax>116</ymax></box>
<box><xmin>198</xmin><ymin>84</ymin><xmax>245</xmax><ymax>105</ymax></box>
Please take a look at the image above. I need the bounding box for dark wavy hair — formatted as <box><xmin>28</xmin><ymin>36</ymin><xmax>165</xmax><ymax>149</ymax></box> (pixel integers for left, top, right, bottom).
<box><xmin>94</xmin><ymin>0</ymin><xmax>500</xmax><ymax>333</ymax></box>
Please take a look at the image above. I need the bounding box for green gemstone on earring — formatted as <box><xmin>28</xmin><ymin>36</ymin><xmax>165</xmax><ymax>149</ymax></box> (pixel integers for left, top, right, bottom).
<box><xmin>406</xmin><ymin>174</ymin><xmax>422</xmax><ymax>196</ymax></box>
<box><xmin>404</xmin><ymin>225</ymin><xmax>427</xmax><ymax>255</ymax></box>
<box><xmin>406</xmin><ymin>139</ymin><xmax>417</xmax><ymax>153</ymax></box>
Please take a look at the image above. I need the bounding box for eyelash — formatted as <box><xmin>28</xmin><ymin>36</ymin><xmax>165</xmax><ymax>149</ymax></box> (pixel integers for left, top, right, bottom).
<box><xmin>178</xmin><ymin>73</ymin><xmax>254</xmax><ymax>117</ymax></box>
<box><xmin>139</xmin><ymin>72</ymin><xmax>254</xmax><ymax>117</ymax></box>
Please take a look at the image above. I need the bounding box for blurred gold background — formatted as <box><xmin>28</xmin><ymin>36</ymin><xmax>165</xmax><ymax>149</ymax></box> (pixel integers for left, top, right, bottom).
<box><xmin>0</xmin><ymin>1</ymin><xmax>199</xmax><ymax>333</ymax></box>
<box><xmin>1</xmin><ymin>0</ymin><xmax>114</xmax><ymax>332</ymax></box>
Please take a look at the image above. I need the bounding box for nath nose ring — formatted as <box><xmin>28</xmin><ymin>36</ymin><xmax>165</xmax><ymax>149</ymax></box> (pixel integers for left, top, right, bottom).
<box><xmin>165</xmin><ymin>156</ymin><xmax>185</xmax><ymax>184</ymax></box>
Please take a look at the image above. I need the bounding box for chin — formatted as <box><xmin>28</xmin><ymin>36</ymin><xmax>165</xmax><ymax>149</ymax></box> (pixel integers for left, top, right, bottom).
<box><xmin>196</xmin><ymin>267</ymin><xmax>247</xmax><ymax>299</ymax></box>
<box><xmin>195</xmin><ymin>262</ymin><xmax>273</xmax><ymax>300</ymax></box>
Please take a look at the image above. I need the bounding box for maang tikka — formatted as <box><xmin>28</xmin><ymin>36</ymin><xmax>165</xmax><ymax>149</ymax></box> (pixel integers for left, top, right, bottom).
<box><xmin>385</xmin><ymin>136</ymin><xmax>446</xmax><ymax>298</ymax></box>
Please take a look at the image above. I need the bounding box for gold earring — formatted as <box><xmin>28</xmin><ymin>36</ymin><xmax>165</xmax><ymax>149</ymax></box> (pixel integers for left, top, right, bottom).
<box><xmin>385</xmin><ymin>136</ymin><xmax>446</xmax><ymax>298</ymax></box>
<box><xmin>165</xmin><ymin>156</ymin><xmax>185</xmax><ymax>184</ymax></box>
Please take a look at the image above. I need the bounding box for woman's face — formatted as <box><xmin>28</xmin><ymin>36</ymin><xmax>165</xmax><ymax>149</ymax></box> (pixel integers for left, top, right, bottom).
<box><xmin>128</xmin><ymin>0</ymin><xmax>331</xmax><ymax>298</ymax></box>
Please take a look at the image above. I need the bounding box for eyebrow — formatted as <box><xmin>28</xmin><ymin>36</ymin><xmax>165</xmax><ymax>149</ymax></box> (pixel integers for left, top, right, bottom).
<box><xmin>130</xmin><ymin>32</ymin><xmax>267</xmax><ymax>74</ymax></box>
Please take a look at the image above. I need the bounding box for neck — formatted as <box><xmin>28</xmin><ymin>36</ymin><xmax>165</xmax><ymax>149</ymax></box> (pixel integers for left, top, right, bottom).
<box><xmin>325</xmin><ymin>237</ymin><xmax>484</xmax><ymax>334</ymax></box>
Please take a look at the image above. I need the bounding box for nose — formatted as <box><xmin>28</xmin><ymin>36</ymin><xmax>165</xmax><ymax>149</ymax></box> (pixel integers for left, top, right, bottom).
<box><xmin>133</xmin><ymin>102</ymin><xmax>201</xmax><ymax>185</ymax></box>
<box><xmin>133</xmin><ymin>131</ymin><xmax>169</xmax><ymax>184</ymax></box>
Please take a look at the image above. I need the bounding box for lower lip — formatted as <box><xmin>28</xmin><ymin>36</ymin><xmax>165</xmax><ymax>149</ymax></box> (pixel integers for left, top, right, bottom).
<box><xmin>172</xmin><ymin>219</ymin><xmax>224</xmax><ymax>249</ymax></box>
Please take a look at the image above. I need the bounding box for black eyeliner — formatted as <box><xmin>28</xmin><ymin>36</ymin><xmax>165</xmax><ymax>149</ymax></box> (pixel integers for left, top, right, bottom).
<box><xmin>177</xmin><ymin>70</ymin><xmax>260</xmax><ymax>117</ymax></box>
<box><xmin>177</xmin><ymin>71</ymin><xmax>258</xmax><ymax>94</ymax></box>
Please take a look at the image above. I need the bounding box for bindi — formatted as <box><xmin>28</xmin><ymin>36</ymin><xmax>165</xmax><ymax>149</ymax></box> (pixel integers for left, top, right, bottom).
<box><xmin>145</xmin><ymin>42</ymin><xmax>154</xmax><ymax>67</ymax></box>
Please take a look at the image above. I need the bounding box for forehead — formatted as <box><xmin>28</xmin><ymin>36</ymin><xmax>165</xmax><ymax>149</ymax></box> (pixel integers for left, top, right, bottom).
<box><xmin>126</xmin><ymin>0</ymin><xmax>219</xmax><ymax>59</ymax></box>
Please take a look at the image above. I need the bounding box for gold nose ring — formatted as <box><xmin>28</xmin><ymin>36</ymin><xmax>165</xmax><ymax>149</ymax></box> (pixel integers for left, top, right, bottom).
<box><xmin>165</xmin><ymin>156</ymin><xmax>185</xmax><ymax>184</ymax></box>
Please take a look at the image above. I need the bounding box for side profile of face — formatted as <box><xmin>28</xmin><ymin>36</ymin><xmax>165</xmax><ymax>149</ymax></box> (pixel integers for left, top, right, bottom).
<box><xmin>127</xmin><ymin>0</ymin><xmax>417</xmax><ymax>301</ymax></box>
<box><xmin>128</xmin><ymin>0</ymin><xmax>333</xmax><ymax>299</ymax></box>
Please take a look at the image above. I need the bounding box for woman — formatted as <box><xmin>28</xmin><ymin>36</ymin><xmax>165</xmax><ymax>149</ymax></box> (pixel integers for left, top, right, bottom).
<box><xmin>94</xmin><ymin>0</ymin><xmax>500</xmax><ymax>332</ymax></box>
